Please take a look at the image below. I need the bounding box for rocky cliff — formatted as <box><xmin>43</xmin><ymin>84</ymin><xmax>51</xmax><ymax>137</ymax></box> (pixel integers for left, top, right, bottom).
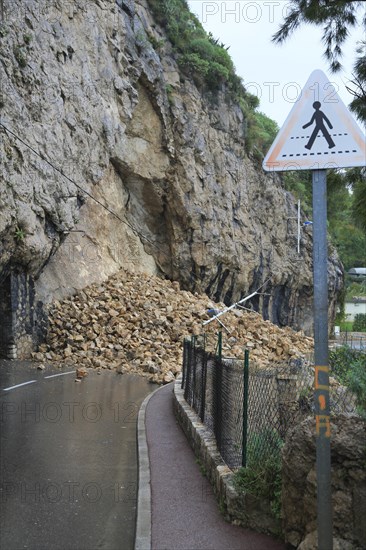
<box><xmin>0</xmin><ymin>0</ymin><xmax>343</xmax><ymax>337</ymax></box>
<box><xmin>282</xmin><ymin>415</ymin><xmax>366</xmax><ymax>549</ymax></box>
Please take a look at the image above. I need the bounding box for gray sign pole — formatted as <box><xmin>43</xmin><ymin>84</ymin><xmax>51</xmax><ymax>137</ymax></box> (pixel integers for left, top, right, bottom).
<box><xmin>312</xmin><ymin>169</ymin><xmax>333</xmax><ymax>549</ymax></box>
<box><xmin>262</xmin><ymin>66</ymin><xmax>365</xmax><ymax>549</ymax></box>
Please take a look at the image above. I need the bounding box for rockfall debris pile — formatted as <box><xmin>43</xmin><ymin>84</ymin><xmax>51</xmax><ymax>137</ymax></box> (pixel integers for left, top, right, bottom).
<box><xmin>34</xmin><ymin>270</ymin><xmax>314</xmax><ymax>384</ymax></box>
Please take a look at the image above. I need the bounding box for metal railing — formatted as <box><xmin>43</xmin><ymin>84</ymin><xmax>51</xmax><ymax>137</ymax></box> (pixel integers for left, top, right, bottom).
<box><xmin>182</xmin><ymin>332</ymin><xmax>358</xmax><ymax>470</ymax></box>
<box><xmin>337</xmin><ymin>332</ymin><xmax>366</xmax><ymax>351</ymax></box>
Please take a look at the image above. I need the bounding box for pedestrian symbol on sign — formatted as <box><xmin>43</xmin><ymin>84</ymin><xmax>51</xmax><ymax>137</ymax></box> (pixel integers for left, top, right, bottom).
<box><xmin>302</xmin><ymin>102</ymin><xmax>335</xmax><ymax>151</ymax></box>
<box><xmin>262</xmin><ymin>69</ymin><xmax>366</xmax><ymax>171</ymax></box>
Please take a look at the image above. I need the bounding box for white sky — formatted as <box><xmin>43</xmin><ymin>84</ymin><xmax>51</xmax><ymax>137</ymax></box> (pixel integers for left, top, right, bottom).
<box><xmin>187</xmin><ymin>0</ymin><xmax>366</xmax><ymax>128</ymax></box>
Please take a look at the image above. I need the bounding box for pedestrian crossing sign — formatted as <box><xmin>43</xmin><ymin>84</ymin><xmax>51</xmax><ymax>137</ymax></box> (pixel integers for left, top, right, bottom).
<box><xmin>263</xmin><ymin>69</ymin><xmax>366</xmax><ymax>172</ymax></box>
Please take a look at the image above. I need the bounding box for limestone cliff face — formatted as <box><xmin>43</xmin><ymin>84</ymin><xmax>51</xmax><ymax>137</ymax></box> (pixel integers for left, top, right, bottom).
<box><xmin>0</xmin><ymin>0</ymin><xmax>343</xmax><ymax>333</ymax></box>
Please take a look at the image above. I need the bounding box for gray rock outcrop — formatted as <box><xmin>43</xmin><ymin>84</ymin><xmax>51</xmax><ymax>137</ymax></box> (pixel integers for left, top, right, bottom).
<box><xmin>0</xmin><ymin>0</ymin><xmax>343</xmax><ymax>334</ymax></box>
<box><xmin>282</xmin><ymin>415</ymin><xmax>366</xmax><ymax>549</ymax></box>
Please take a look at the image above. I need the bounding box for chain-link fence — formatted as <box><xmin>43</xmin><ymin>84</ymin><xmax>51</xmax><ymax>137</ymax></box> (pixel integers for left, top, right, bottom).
<box><xmin>335</xmin><ymin>333</ymin><xmax>366</xmax><ymax>351</ymax></box>
<box><xmin>182</xmin><ymin>333</ymin><xmax>358</xmax><ymax>470</ymax></box>
<box><xmin>183</xmin><ymin>336</ymin><xmax>245</xmax><ymax>468</ymax></box>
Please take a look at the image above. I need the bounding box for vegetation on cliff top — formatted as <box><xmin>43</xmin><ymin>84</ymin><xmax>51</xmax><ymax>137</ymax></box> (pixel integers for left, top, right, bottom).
<box><xmin>148</xmin><ymin>0</ymin><xmax>243</xmax><ymax>94</ymax></box>
<box><xmin>147</xmin><ymin>0</ymin><xmax>365</xmax><ymax>276</ymax></box>
<box><xmin>147</xmin><ymin>0</ymin><xmax>277</xmax><ymax>157</ymax></box>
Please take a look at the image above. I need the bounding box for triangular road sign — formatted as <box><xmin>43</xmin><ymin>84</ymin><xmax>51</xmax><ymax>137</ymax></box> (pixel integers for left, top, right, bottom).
<box><xmin>263</xmin><ymin>69</ymin><xmax>366</xmax><ymax>172</ymax></box>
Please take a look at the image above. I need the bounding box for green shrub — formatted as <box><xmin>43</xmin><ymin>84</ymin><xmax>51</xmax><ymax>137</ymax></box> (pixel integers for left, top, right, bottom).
<box><xmin>329</xmin><ymin>346</ymin><xmax>360</xmax><ymax>385</ymax></box>
<box><xmin>179</xmin><ymin>52</ymin><xmax>208</xmax><ymax>73</ymax></box>
<box><xmin>178</xmin><ymin>44</ymin><xmax>231</xmax><ymax>91</ymax></box>
<box><xmin>212</xmin><ymin>46</ymin><xmax>234</xmax><ymax>72</ymax></box>
<box><xmin>347</xmin><ymin>357</ymin><xmax>366</xmax><ymax>414</ymax></box>
<box><xmin>246</xmin><ymin>112</ymin><xmax>279</xmax><ymax>158</ymax></box>
<box><xmin>346</xmin><ymin>281</ymin><xmax>366</xmax><ymax>300</ymax></box>
<box><xmin>165</xmin><ymin>84</ymin><xmax>174</xmax><ymax>105</ymax></box>
<box><xmin>188</xmin><ymin>38</ymin><xmax>234</xmax><ymax>72</ymax></box>
<box><xmin>234</xmin><ymin>430</ymin><xmax>283</xmax><ymax>520</ymax></box>
<box><xmin>189</xmin><ymin>38</ymin><xmax>216</xmax><ymax>60</ymax></box>
<box><xmin>329</xmin><ymin>346</ymin><xmax>366</xmax><ymax>415</ymax></box>
<box><xmin>282</xmin><ymin>171</ymin><xmax>312</xmax><ymax>214</ymax></box>
<box><xmin>340</xmin><ymin>321</ymin><xmax>353</xmax><ymax>332</ymax></box>
<box><xmin>205</xmin><ymin>61</ymin><xmax>230</xmax><ymax>87</ymax></box>
<box><xmin>246</xmin><ymin>428</ymin><xmax>283</xmax><ymax>465</ymax></box>
<box><xmin>354</xmin><ymin>313</ymin><xmax>366</xmax><ymax>332</ymax></box>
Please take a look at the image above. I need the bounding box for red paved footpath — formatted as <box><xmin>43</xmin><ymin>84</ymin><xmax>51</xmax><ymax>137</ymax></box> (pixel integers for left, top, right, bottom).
<box><xmin>145</xmin><ymin>383</ymin><xmax>286</xmax><ymax>550</ymax></box>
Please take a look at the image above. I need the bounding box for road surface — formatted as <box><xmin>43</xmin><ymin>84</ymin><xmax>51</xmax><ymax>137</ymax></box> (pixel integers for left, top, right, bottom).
<box><xmin>0</xmin><ymin>360</ymin><xmax>155</xmax><ymax>550</ymax></box>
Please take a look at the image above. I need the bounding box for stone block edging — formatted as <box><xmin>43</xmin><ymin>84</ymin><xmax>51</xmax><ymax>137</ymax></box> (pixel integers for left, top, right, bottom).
<box><xmin>173</xmin><ymin>375</ymin><xmax>281</xmax><ymax>538</ymax></box>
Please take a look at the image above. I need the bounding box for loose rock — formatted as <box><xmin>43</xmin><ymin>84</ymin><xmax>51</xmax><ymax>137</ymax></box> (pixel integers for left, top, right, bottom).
<box><xmin>40</xmin><ymin>270</ymin><xmax>314</xmax><ymax>384</ymax></box>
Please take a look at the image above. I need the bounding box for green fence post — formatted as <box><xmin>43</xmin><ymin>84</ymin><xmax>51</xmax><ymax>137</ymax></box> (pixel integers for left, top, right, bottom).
<box><xmin>242</xmin><ymin>349</ymin><xmax>249</xmax><ymax>468</ymax></box>
<box><xmin>214</xmin><ymin>331</ymin><xmax>223</xmax><ymax>455</ymax></box>
<box><xmin>182</xmin><ymin>338</ymin><xmax>186</xmax><ymax>389</ymax></box>
<box><xmin>217</xmin><ymin>331</ymin><xmax>222</xmax><ymax>359</ymax></box>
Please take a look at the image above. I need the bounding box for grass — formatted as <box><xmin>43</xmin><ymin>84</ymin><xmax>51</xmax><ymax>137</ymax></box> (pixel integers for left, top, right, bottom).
<box><xmin>14</xmin><ymin>227</ymin><xmax>26</xmax><ymax>241</ymax></box>
<box><xmin>339</xmin><ymin>321</ymin><xmax>366</xmax><ymax>333</ymax></box>
<box><xmin>340</xmin><ymin>321</ymin><xmax>354</xmax><ymax>332</ymax></box>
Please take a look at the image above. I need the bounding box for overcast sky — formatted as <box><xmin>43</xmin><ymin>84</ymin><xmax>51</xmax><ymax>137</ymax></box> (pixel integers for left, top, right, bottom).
<box><xmin>187</xmin><ymin>0</ymin><xmax>365</xmax><ymax>128</ymax></box>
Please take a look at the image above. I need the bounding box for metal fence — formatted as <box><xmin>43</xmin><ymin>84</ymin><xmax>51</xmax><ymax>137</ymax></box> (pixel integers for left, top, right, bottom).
<box><xmin>182</xmin><ymin>333</ymin><xmax>358</xmax><ymax>470</ymax></box>
<box><xmin>183</xmin><ymin>336</ymin><xmax>245</xmax><ymax>468</ymax></box>
<box><xmin>336</xmin><ymin>332</ymin><xmax>366</xmax><ymax>351</ymax></box>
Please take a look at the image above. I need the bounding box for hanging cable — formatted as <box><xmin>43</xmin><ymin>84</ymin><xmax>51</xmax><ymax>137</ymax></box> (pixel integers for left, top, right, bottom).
<box><xmin>0</xmin><ymin>120</ymin><xmax>275</xmax><ymax>307</ymax></box>
<box><xmin>0</xmin><ymin>120</ymin><xmax>170</xmax><ymax>258</ymax></box>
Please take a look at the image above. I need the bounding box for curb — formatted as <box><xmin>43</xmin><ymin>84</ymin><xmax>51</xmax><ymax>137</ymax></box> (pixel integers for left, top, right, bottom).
<box><xmin>134</xmin><ymin>384</ymin><xmax>166</xmax><ymax>550</ymax></box>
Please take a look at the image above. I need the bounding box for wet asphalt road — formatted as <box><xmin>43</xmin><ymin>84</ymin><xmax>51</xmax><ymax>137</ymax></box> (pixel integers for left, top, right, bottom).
<box><xmin>0</xmin><ymin>361</ymin><xmax>155</xmax><ymax>550</ymax></box>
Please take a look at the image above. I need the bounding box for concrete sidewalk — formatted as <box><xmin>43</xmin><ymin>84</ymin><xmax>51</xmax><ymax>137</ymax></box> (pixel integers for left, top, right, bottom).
<box><xmin>136</xmin><ymin>383</ymin><xmax>285</xmax><ymax>550</ymax></box>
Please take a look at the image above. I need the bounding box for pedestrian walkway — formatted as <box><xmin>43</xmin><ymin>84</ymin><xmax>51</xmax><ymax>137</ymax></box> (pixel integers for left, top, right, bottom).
<box><xmin>137</xmin><ymin>383</ymin><xmax>285</xmax><ymax>550</ymax></box>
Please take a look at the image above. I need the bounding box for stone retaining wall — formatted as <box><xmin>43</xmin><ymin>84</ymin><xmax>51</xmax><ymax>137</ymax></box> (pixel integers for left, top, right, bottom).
<box><xmin>0</xmin><ymin>272</ymin><xmax>46</xmax><ymax>359</ymax></box>
<box><xmin>173</xmin><ymin>376</ymin><xmax>281</xmax><ymax>538</ymax></box>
